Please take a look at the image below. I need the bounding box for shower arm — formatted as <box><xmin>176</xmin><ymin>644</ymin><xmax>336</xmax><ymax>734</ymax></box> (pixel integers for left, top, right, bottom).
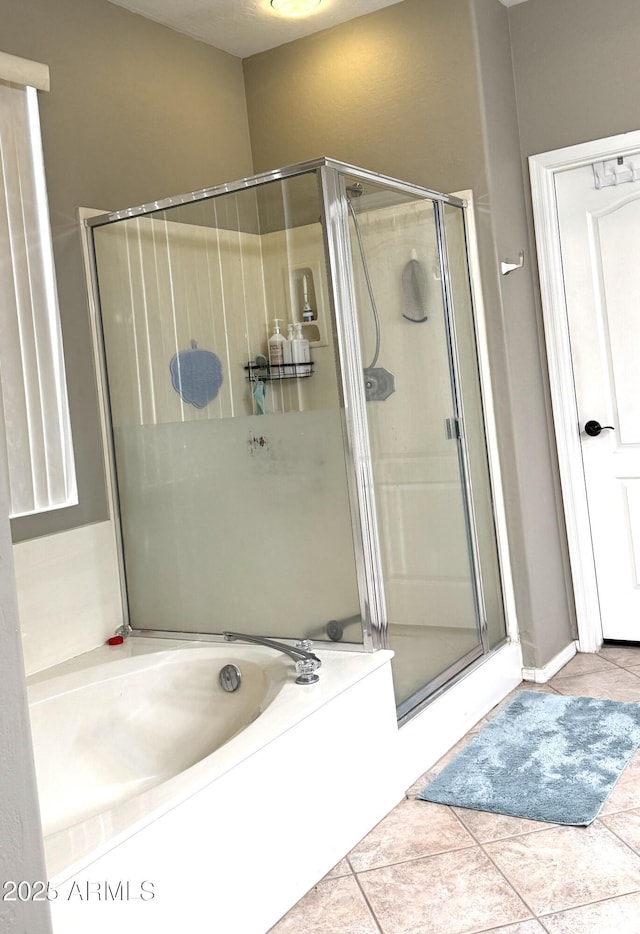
<box><xmin>222</xmin><ymin>631</ymin><xmax>322</xmax><ymax>685</ymax></box>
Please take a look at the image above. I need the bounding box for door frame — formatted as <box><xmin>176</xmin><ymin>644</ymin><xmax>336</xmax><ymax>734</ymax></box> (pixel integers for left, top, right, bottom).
<box><xmin>529</xmin><ymin>129</ymin><xmax>640</xmax><ymax>653</ymax></box>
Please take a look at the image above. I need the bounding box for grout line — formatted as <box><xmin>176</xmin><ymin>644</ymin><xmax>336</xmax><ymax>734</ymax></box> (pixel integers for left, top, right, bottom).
<box><xmin>453</xmin><ymin>809</ymin><xmax>556</xmax><ymax>844</ymax></box>
<box><xmin>475</xmin><ymin>920</ymin><xmax>551</xmax><ymax>934</ymax></box>
<box><xmin>477</xmin><ymin>837</ymin><xmax>540</xmax><ymax>922</ymax></box>
<box><xmin>350</xmin><ymin>839</ymin><xmax>478</xmax><ymax>876</ymax></box>
<box><xmin>597</xmin><ymin>653</ymin><xmax>640</xmax><ymax>675</ymax></box>
<box><xmin>537</xmin><ymin>917</ymin><xmax>555</xmax><ymax>933</ymax></box>
<box><xmin>536</xmin><ymin>888</ymin><xmax>640</xmax><ymax>921</ymax></box>
<box><xmin>448</xmin><ymin>803</ymin><xmax>480</xmax><ymax>838</ymax></box>
<box><xmin>600</xmin><ymin>801</ymin><xmax>640</xmax><ymax>819</ymax></box>
<box><xmin>441</xmin><ymin>804</ymin><xmax>487</xmax><ymax>847</ymax></box>
<box><xmin>350</xmin><ymin>865</ymin><xmax>385</xmax><ymax>934</ymax></box>
<box><xmin>595</xmin><ymin>814</ymin><xmax>640</xmax><ymax>859</ymax></box>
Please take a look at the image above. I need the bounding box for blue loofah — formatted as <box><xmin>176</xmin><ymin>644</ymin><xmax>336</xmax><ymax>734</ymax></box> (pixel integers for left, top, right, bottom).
<box><xmin>169</xmin><ymin>340</ymin><xmax>223</xmax><ymax>408</ymax></box>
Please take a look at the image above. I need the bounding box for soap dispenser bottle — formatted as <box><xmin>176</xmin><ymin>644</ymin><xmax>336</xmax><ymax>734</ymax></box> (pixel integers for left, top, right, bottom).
<box><xmin>284</xmin><ymin>322</ymin><xmax>294</xmax><ymax>372</ymax></box>
<box><xmin>268</xmin><ymin>319</ymin><xmax>286</xmax><ymax>376</ymax></box>
<box><xmin>291</xmin><ymin>322</ymin><xmax>311</xmax><ymax>377</ymax></box>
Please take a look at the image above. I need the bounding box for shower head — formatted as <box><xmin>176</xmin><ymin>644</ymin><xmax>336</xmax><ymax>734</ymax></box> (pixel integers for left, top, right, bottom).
<box><xmin>346</xmin><ymin>182</ymin><xmax>364</xmax><ymax>199</ymax></box>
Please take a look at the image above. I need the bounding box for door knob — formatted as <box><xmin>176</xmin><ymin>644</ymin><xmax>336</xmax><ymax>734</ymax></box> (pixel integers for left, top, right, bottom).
<box><xmin>584</xmin><ymin>420</ymin><xmax>614</xmax><ymax>437</ymax></box>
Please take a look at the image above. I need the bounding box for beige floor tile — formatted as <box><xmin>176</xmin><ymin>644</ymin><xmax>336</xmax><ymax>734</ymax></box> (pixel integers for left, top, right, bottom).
<box><xmin>600</xmin><ymin>808</ymin><xmax>640</xmax><ymax>854</ymax></box>
<box><xmin>483</xmin><ymin>822</ymin><xmax>640</xmax><ymax>916</ymax></box>
<box><xmin>598</xmin><ymin>645</ymin><xmax>640</xmax><ymax>668</ymax></box>
<box><xmin>549</xmin><ymin>667</ymin><xmax>640</xmax><ymax>702</ymax></box>
<box><xmin>599</xmin><ymin>749</ymin><xmax>640</xmax><ymax>814</ymax></box>
<box><xmin>348</xmin><ymin>798</ymin><xmax>474</xmax><ymax>872</ymax></box>
<box><xmin>453</xmin><ymin>806</ymin><xmax>553</xmax><ymax>843</ymax></box>
<box><xmin>541</xmin><ymin>891</ymin><xmax>640</xmax><ymax>933</ymax></box>
<box><xmin>550</xmin><ymin>652</ymin><xmax>617</xmax><ymax>681</ymax></box>
<box><xmin>268</xmin><ymin>875</ymin><xmax>379</xmax><ymax>934</ymax></box>
<box><xmin>481</xmin><ymin>923</ymin><xmax>547</xmax><ymax>934</ymax></box>
<box><xmin>323</xmin><ymin>857</ymin><xmax>353</xmax><ymax>880</ymax></box>
<box><xmin>405</xmin><ymin>735</ymin><xmax>476</xmax><ymax>797</ymax></box>
<box><xmin>358</xmin><ymin>846</ymin><xmax>531</xmax><ymax>934</ymax></box>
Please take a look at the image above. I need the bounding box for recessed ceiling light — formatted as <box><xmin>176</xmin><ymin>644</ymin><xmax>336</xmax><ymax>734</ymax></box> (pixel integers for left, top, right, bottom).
<box><xmin>270</xmin><ymin>0</ymin><xmax>322</xmax><ymax>18</ymax></box>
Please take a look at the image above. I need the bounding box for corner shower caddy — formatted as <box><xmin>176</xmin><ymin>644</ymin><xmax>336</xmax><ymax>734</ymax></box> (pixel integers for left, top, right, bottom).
<box><xmin>244</xmin><ymin>360</ymin><xmax>314</xmax><ymax>380</ymax></box>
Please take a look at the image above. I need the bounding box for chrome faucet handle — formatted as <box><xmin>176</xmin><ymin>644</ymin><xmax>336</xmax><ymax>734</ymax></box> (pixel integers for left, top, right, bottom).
<box><xmin>295</xmin><ymin>655</ymin><xmax>321</xmax><ymax>685</ymax></box>
<box><xmin>294</xmin><ymin>639</ymin><xmax>320</xmax><ymax>684</ymax></box>
<box><xmin>296</xmin><ymin>639</ymin><xmax>322</xmax><ymax>684</ymax></box>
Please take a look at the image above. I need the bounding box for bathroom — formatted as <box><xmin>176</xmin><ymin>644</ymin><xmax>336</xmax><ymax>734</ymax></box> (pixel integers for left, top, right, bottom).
<box><xmin>3</xmin><ymin>0</ymin><xmax>638</xmax><ymax>930</ymax></box>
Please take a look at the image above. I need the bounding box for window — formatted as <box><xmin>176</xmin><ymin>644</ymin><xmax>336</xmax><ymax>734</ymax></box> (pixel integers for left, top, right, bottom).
<box><xmin>0</xmin><ymin>52</ymin><xmax>76</xmax><ymax>517</ymax></box>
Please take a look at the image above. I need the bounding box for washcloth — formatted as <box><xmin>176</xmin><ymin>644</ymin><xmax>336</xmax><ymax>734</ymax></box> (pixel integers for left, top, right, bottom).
<box><xmin>402</xmin><ymin>253</ymin><xmax>429</xmax><ymax>323</ymax></box>
<box><xmin>252</xmin><ymin>378</ymin><xmax>266</xmax><ymax>415</ymax></box>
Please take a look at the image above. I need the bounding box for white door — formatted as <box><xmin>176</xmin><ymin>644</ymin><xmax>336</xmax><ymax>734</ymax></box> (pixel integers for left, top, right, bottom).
<box><xmin>555</xmin><ymin>159</ymin><xmax>640</xmax><ymax>641</ymax></box>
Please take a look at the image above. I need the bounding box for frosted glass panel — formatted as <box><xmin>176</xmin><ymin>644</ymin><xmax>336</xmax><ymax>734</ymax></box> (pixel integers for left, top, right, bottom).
<box><xmin>92</xmin><ymin>173</ymin><xmax>362</xmax><ymax>644</ymax></box>
<box><xmin>114</xmin><ymin>412</ymin><xmax>358</xmax><ymax>636</ymax></box>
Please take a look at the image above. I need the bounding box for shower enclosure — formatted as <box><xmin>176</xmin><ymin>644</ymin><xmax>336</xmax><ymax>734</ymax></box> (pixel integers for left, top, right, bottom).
<box><xmin>85</xmin><ymin>158</ymin><xmax>507</xmax><ymax>720</ymax></box>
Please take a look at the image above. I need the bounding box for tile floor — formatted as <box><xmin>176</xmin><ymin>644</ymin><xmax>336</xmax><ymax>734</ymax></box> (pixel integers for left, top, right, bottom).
<box><xmin>269</xmin><ymin>644</ymin><xmax>640</xmax><ymax>934</ymax></box>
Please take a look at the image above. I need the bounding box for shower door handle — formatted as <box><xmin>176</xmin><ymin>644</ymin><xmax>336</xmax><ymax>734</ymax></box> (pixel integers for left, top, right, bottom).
<box><xmin>445</xmin><ymin>417</ymin><xmax>461</xmax><ymax>440</ymax></box>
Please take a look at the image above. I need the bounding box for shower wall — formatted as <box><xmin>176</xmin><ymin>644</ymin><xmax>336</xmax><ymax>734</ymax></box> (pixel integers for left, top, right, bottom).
<box><xmin>93</xmin><ymin>210</ymin><xmax>361</xmax><ymax>639</ymax></box>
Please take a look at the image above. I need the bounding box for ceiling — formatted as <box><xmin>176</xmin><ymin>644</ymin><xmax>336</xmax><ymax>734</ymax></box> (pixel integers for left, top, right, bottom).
<box><xmin>105</xmin><ymin>0</ymin><xmax>522</xmax><ymax>60</ymax></box>
<box><xmin>106</xmin><ymin>0</ymin><xmax>403</xmax><ymax>58</ymax></box>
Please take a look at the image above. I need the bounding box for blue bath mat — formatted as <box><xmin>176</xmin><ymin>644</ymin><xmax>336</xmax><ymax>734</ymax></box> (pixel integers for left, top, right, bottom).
<box><xmin>417</xmin><ymin>690</ymin><xmax>640</xmax><ymax>825</ymax></box>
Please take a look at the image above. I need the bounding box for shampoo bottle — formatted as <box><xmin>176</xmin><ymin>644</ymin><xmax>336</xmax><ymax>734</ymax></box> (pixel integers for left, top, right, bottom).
<box><xmin>268</xmin><ymin>319</ymin><xmax>286</xmax><ymax>376</ymax></box>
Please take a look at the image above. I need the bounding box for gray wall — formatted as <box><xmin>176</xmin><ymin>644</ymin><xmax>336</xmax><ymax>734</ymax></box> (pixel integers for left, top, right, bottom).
<box><xmin>470</xmin><ymin>0</ymin><xmax>576</xmax><ymax>664</ymax></box>
<box><xmin>2</xmin><ymin>0</ymin><xmax>587</xmax><ymax>667</ymax></box>
<box><xmin>0</xmin><ymin>461</ymin><xmax>52</xmax><ymax>932</ymax></box>
<box><xmin>509</xmin><ymin>0</ymin><xmax>640</xmax><ymax>159</ymax></box>
<box><xmin>1</xmin><ymin>0</ymin><xmax>253</xmax><ymax>543</ymax></box>
<box><xmin>243</xmin><ymin>0</ymin><xmax>575</xmax><ymax>666</ymax></box>
<box><xmin>244</xmin><ymin>0</ymin><xmax>487</xmax><ymax>194</ymax></box>
<box><xmin>507</xmin><ymin>0</ymin><xmax>640</xmax><ymax>656</ymax></box>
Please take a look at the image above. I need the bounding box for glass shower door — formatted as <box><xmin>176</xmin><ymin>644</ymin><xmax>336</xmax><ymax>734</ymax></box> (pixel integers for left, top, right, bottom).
<box><xmin>341</xmin><ymin>176</ymin><xmax>500</xmax><ymax>716</ymax></box>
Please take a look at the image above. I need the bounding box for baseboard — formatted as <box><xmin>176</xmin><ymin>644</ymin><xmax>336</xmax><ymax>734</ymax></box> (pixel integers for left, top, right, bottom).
<box><xmin>521</xmin><ymin>640</ymin><xmax>578</xmax><ymax>683</ymax></box>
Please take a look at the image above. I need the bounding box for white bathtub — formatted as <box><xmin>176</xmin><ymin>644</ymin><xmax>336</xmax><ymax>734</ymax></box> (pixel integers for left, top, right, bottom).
<box><xmin>28</xmin><ymin>637</ymin><xmax>401</xmax><ymax>934</ymax></box>
<box><xmin>28</xmin><ymin>643</ymin><xmax>288</xmax><ymax>839</ymax></box>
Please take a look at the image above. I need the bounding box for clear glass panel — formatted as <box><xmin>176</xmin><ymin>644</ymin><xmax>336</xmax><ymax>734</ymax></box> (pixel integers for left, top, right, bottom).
<box><xmin>92</xmin><ymin>172</ymin><xmax>363</xmax><ymax>644</ymax></box>
<box><xmin>443</xmin><ymin>203</ymin><xmax>507</xmax><ymax>650</ymax></box>
<box><xmin>343</xmin><ymin>176</ymin><xmax>484</xmax><ymax>710</ymax></box>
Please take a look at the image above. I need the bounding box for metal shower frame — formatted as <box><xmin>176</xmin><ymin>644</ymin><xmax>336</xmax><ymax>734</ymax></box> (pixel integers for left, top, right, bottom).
<box><xmin>84</xmin><ymin>157</ymin><xmax>488</xmax><ymax>681</ymax></box>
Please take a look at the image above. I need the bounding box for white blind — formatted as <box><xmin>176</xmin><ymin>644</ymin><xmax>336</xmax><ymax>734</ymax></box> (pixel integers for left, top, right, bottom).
<box><xmin>0</xmin><ymin>78</ymin><xmax>77</xmax><ymax>517</ymax></box>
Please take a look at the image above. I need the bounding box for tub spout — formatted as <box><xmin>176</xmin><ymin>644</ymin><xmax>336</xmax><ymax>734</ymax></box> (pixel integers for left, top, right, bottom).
<box><xmin>222</xmin><ymin>632</ymin><xmax>321</xmax><ymax>685</ymax></box>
